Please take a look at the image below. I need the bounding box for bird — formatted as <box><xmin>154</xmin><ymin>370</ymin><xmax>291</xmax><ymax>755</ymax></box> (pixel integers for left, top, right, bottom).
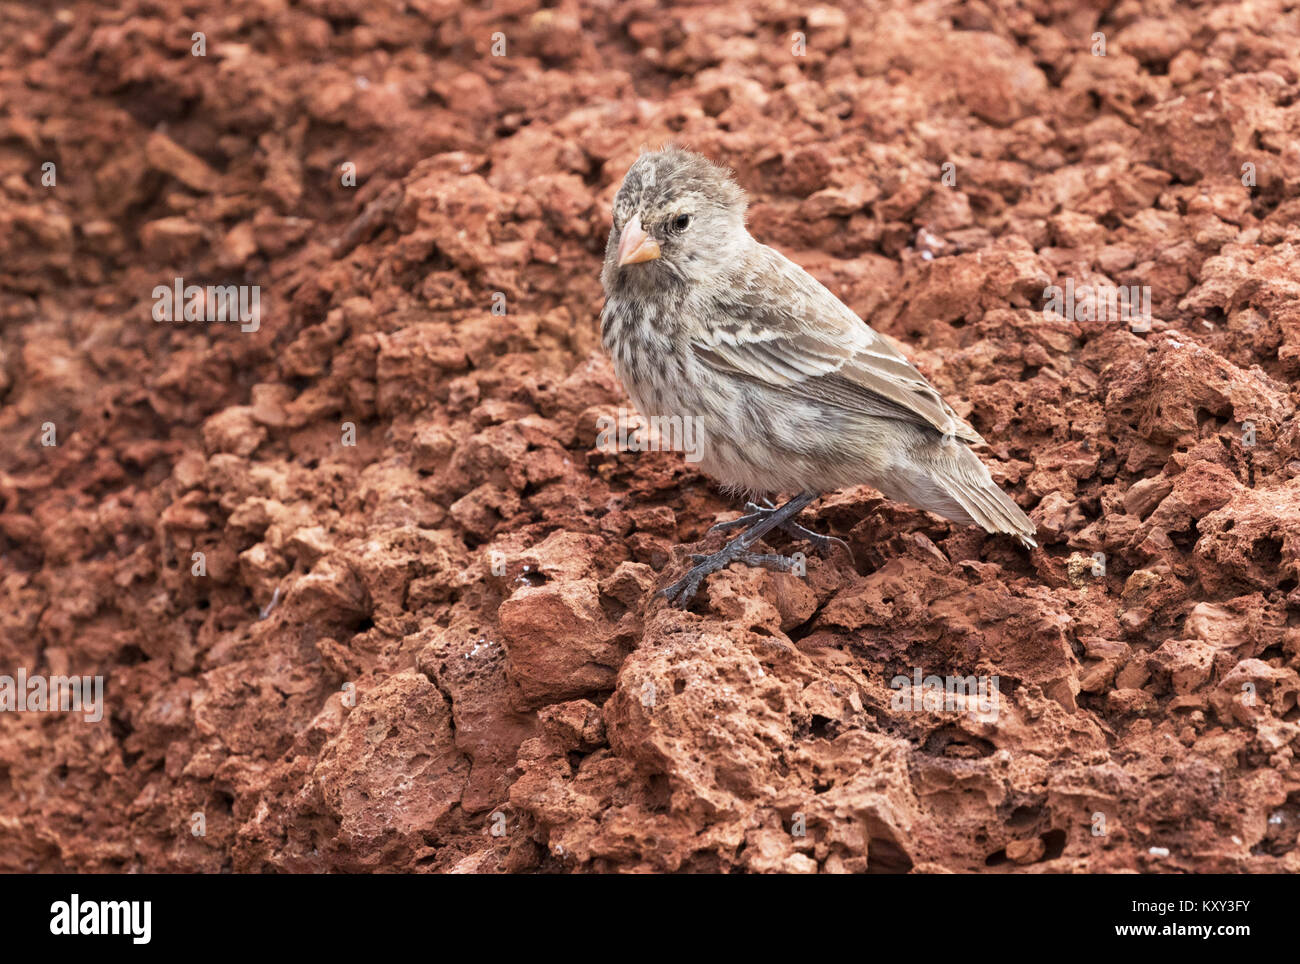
<box><xmin>598</xmin><ymin>146</ymin><xmax>1036</xmax><ymax>607</ymax></box>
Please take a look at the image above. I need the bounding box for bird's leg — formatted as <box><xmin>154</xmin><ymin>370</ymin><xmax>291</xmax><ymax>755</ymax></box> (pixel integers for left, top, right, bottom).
<box><xmin>662</xmin><ymin>491</ymin><xmax>819</xmax><ymax>608</ymax></box>
<box><xmin>709</xmin><ymin>497</ymin><xmax>853</xmax><ymax>561</ymax></box>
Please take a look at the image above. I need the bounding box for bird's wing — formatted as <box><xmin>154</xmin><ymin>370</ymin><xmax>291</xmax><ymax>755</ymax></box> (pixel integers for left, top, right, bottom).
<box><xmin>691</xmin><ymin>245</ymin><xmax>985</xmax><ymax>444</ymax></box>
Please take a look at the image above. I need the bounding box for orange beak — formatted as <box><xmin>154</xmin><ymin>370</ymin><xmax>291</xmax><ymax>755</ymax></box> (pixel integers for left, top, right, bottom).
<box><xmin>616</xmin><ymin>215</ymin><xmax>661</xmax><ymax>267</ymax></box>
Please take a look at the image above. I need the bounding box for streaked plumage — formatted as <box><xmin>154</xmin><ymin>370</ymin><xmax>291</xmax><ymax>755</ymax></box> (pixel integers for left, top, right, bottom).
<box><xmin>599</xmin><ymin>147</ymin><xmax>1035</xmax><ymax>603</ymax></box>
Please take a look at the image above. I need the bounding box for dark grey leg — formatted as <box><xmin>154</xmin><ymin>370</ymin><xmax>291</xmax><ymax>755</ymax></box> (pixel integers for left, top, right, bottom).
<box><xmin>661</xmin><ymin>491</ymin><xmax>820</xmax><ymax>608</ymax></box>
<box><xmin>709</xmin><ymin>497</ymin><xmax>853</xmax><ymax>561</ymax></box>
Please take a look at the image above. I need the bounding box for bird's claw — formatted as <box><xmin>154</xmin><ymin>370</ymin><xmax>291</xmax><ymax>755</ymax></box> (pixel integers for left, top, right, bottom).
<box><xmin>706</xmin><ymin>502</ymin><xmax>767</xmax><ymax>535</ymax></box>
<box><xmin>706</xmin><ymin>502</ymin><xmax>852</xmax><ymax>562</ymax></box>
<box><xmin>798</xmin><ymin>529</ymin><xmax>855</xmax><ymax>563</ymax></box>
<box><xmin>661</xmin><ymin>546</ymin><xmax>806</xmax><ymax>609</ymax></box>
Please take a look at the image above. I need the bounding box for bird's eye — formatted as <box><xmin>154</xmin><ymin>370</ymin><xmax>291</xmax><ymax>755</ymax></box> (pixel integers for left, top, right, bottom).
<box><xmin>672</xmin><ymin>213</ymin><xmax>691</xmax><ymax>231</ymax></box>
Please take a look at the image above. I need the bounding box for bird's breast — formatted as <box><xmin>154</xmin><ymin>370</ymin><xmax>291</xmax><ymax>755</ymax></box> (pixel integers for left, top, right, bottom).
<box><xmin>604</xmin><ymin>297</ymin><xmax>704</xmax><ymax>416</ymax></box>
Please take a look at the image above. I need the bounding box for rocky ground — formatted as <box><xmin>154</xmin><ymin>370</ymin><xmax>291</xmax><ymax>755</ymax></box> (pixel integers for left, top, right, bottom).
<box><xmin>1</xmin><ymin>0</ymin><xmax>1299</xmax><ymax>873</ymax></box>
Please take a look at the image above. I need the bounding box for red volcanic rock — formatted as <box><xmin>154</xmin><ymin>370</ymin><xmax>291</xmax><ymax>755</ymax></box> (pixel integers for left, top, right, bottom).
<box><xmin>1195</xmin><ymin>479</ymin><xmax>1300</xmax><ymax>595</ymax></box>
<box><xmin>498</xmin><ymin>580</ymin><xmax>623</xmax><ymax>708</ymax></box>
<box><xmin>311</xmin><ymin>673</ymin><xmax>470</xmax><ymax>867</ymax></box>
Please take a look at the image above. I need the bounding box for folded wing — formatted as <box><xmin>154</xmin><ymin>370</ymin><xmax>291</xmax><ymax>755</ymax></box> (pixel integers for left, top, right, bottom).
<box><xmin>692</xmin><ymin>245</ymin><xmax>985</xmax><ymax>445</ymax></box>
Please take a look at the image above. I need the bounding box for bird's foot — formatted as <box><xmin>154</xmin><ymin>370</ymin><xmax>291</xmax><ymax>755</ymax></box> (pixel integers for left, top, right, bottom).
<box><xmin>708</xmin><ymin>500</ymin><xmax>853</xmax><ymax>562</ymax></box>
<box><xmin>660</xmin><ymin>544</ymin><xmax>803</xmax><ymax>609</ymax></box>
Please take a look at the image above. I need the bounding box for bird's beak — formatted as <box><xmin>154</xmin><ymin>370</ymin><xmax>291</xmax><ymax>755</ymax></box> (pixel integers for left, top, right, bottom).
<box><xmin>616</xmin><ymin>215</ymin><xmax>661</xmax><ymax>267</ymax></box>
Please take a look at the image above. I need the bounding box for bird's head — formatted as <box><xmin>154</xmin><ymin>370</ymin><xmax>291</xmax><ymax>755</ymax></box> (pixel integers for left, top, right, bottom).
<box><xmin>601</xmin><ymin>146</ymin><xmax>749</xmax><ymax>295</ymax></box>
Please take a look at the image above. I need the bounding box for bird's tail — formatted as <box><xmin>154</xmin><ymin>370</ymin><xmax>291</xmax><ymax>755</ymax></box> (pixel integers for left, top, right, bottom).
<box><xmin>916</xmin><ymin>440</ymin><xmax>1038</xmax><ymax>548</ymax></box>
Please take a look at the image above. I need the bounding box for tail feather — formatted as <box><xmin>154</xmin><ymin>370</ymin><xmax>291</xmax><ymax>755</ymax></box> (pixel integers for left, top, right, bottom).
<box><xmin>930</xmin><ymin>445</ymin><xmax>1038</xmax><ymax>549</ymax></box>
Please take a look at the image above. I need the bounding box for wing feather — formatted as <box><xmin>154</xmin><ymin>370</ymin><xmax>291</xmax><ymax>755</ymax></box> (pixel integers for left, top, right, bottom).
<box><xmin>693</xmin><ymin>245</ymin><xmax>985</xmax><ymax>444</ymax></box>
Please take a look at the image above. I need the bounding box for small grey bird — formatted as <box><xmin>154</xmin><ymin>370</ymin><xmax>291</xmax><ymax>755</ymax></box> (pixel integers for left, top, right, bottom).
<box><xmin>599</xmin><ymin>147</ymin><xmax>1036</xmax><ymax>607</ymax></box>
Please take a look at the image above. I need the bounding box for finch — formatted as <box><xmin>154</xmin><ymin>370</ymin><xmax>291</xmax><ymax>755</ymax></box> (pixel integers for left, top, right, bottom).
<box><xmin>599</xmin><ymin>146</ymin><xmax>1036</xmax><ymax>607</ymax></box>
